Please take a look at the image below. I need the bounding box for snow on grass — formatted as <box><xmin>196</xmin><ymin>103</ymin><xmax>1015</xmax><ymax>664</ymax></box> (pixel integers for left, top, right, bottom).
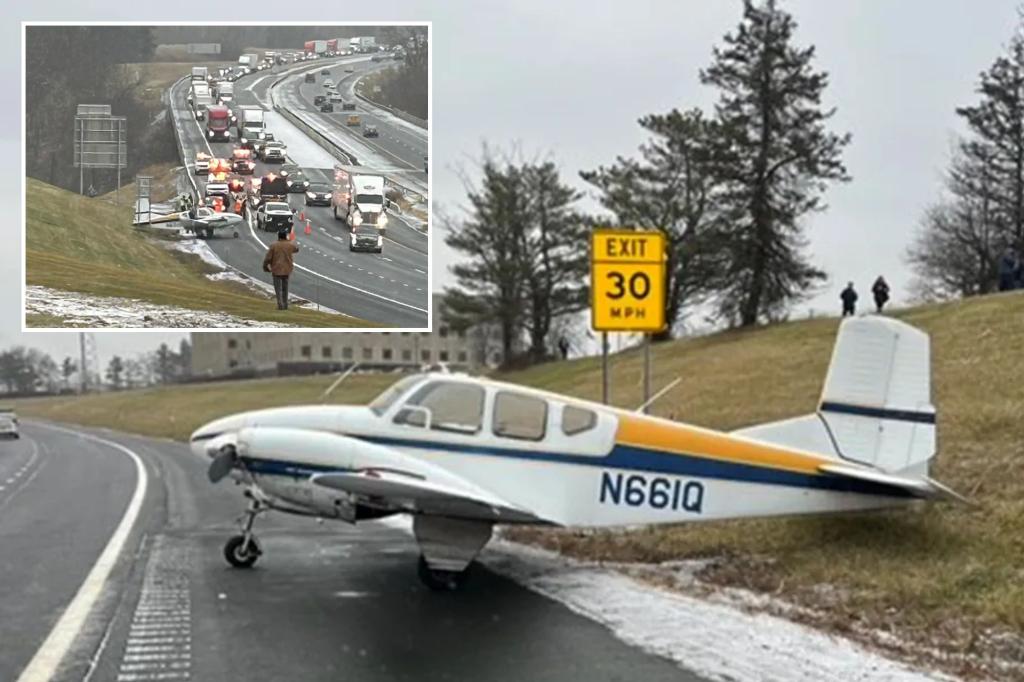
<box><xmin>374</xmin><ymin>516</ymin><xmax>950</xmax><ymax>681</ymax></box>
<box><xmin>25</xmin><ymin>285</ymin><xmax>288</xmax><ymax>329</ymax></box>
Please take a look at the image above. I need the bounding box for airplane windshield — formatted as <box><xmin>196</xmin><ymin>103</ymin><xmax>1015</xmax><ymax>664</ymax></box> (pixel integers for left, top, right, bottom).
<box><xmin>369</xmin><ymin>374</ymin><xmax>425</xmax><ymax>415</ymax></box>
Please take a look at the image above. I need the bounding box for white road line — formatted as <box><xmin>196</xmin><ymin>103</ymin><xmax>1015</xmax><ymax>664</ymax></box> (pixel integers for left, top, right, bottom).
<box><xmin>17</xmin><ymin>424</ymin><xmax>148</xmax><ymax>682</ymax></box>
<box><xmin>245</xmin><ymin>214</ymin><xmax>426</xmax><ymax>314</ymax></box>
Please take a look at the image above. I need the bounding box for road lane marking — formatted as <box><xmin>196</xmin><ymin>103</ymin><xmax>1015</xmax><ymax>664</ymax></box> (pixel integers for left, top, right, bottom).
<box><xmin>17</xmin><ymin>424</ymin><xmax>148</xmax><ymax>682</ymax></box>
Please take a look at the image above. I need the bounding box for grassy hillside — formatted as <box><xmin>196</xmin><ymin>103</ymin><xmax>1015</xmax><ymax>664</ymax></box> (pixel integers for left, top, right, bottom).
<box><xmin>15</xmin><ymin>292</ymin><xmax>1024</xmax><ymax>677</ymax></box>
<box><xmin>24</xmin><ymin>178</ymin><xmax>369</xmax><ymax>328</ymax></box>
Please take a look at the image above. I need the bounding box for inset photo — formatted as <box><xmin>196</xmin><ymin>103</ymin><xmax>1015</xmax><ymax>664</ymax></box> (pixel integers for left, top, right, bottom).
<box><xmin>23</xmin><ymin>22</ymin><xmax>429</xmax><ymax>330</ymax></box>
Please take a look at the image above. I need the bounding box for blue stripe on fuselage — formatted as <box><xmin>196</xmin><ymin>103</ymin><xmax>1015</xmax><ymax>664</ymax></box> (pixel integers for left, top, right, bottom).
<box><xmin>233</xmin><ymin>433</ymin><xmax>915</xmax><ymax>499</ymax></box>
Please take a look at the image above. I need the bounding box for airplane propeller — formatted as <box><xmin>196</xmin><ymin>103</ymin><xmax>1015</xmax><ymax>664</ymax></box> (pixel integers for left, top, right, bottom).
<box><xmin>208</xmin><ymin>443</ymin><xmax>238</xmax><ymax>483</ymax></box>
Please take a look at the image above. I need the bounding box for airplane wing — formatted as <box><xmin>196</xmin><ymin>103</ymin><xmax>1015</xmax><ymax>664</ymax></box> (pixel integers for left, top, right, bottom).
<box><xmin>816</xmin><ymin>462</ymin><xmax>970</xmax><ymax>503</ymax></box>
<box><xmin>311</xmin><ymin>470</ymin><xmax>540</xmax><ymax>521</ymax></box>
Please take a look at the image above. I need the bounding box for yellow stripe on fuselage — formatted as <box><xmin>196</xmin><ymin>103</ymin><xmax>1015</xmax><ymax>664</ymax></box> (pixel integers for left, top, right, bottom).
<box><xmin>615</xmin><ymin>413</ymin><xmax>826</xmax><ymax>475</ymax></box>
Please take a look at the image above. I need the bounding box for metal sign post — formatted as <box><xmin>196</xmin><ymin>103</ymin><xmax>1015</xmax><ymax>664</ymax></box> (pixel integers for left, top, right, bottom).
<box><xmin>590</xmin><ymin>229</ymin><xmax>667</xmax><ymax>408</ymax></box>
<box><xmin>135</xmin><ymin>175</ymin><xmax>152</xmax><ymax>225</ymax></box>
<box><xmin>73</xmin><ymin>104</ymin><xmax>127</xmax><ymax>202</ymax></box>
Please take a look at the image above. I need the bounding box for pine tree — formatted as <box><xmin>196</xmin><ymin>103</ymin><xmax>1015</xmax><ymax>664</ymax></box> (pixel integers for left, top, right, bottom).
<box><xmin>444</xmin><ymin>155</ymin><xmax>530</xmax><ymax>366</ymax></box>
<box><xmin>702</xmin><ymin>0</ymin><xmax>850</xmax><ymax>326</ymax></box>
<box><xmin>520</xmin><ymin>162</ymin><xmax>589</xmax><ymax>361</ymax></box>
<box><xmin>956</xmin><ymin>32</ymin><xmax>1024</xmax><ymax>247</ymax></box>
<box><xmin>106</xmin><ymin>356</ymin><xmax>125</xmax><ymax>390</ymax></box>
<box><xmin>582</xmin><ymin>108</ymin><xmax>728</xmax><ymax>339</ymax></box>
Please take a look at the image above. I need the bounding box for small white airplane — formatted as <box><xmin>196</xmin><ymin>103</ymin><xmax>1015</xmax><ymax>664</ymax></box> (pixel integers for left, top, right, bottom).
<box><xmin>190</xmin><ymin>316</ymin><xmax>963</xmax><ymax>590</ymax></box>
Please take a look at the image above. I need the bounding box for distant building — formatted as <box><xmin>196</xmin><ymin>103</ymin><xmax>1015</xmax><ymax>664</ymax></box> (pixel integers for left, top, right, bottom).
<box><xmin>189</xmin><ymin>294</ymin><xmax>503</xmax><ymax>378</ymax></box>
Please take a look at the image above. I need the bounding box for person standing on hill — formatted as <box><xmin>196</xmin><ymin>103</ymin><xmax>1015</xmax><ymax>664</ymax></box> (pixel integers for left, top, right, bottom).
<box><xmin>871</xmin><ymin>276</ymin><xmax>890</xmax><ymax>313</ymax></box>
<box><xmin>840</xmin><ymin>282</ymin><xmax>858</xmax><ymax>317</ymax></box>
<box><xmin>263</xmin><ymin>229</ymin><xmax>300</xmax><ymax>310</ymax></box>
<box><xmin>998</xmin><ymin>248</ymin><xmax>1020</xmax><ymax>292</ymax></box>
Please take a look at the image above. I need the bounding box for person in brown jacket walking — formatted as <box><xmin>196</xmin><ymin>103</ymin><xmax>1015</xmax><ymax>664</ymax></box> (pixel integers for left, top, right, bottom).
<box><xmin>263</xmin><ymin>228</ymin><xmax>300</xmax><ymax>310</ymax></box>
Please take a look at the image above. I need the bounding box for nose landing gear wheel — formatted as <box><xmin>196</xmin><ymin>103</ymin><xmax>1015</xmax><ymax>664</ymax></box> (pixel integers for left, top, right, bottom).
<box><xmin>417</xmin><ymin>555</ymin><xmax>469</xmax><ymax>591</ymax></box>
<box><xmin>224</xmin><ymin>534</ymin><xmax>261</xmax><ymax>568</ymax></box>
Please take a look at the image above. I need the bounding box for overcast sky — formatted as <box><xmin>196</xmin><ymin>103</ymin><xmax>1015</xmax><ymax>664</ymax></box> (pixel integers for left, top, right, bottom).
<box><xmin>3</xmin><ymin>1</ymin><xmax>1020</xmax><ymax>363</ymax></box>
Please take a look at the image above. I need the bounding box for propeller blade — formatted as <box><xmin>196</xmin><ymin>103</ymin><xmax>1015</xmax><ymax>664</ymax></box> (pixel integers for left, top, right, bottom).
<box><xmin>208</xmin><ymin>445</ymin><xmax>237</xmax><ymax>483</ymax></box>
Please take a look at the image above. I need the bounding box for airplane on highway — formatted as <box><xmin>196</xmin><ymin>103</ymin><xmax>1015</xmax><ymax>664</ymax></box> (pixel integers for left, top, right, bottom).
<box><xmin>189</xmin><ymin>316</ymin><xmax>963</xmax><ymax>591</ymax></box>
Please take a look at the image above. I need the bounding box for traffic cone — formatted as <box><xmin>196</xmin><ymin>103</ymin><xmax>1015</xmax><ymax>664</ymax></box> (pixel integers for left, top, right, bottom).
<box><xmin>304</xmin><ymin>220</ymin><xmax>312</xmax><ymax>235</ymax></box>
<box><xmin>299</xmin><ymin>211</ymin><xmax>305</xmax><ymax>221</ymax></box>
<box><xmin>289</xmin><ymin>228</ymin><xmax>295</xmax><ymax>241</ymax></box>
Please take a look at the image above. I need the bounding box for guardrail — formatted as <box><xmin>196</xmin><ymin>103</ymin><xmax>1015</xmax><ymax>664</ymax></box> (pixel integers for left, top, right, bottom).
<box><xmin>167</xmin><ymin>75</ymin><xmax>199</xmax><ymax>197</ymax></box>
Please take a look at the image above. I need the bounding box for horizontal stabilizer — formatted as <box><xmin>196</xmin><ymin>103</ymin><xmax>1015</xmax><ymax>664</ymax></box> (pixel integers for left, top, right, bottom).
<box><xmin>818</xmin><ymin>462</ymin><xmax>966</xmax><ymax>502</ymax></box>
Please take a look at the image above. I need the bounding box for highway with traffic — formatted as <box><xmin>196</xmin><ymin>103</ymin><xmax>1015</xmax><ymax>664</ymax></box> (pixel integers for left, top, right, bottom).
<box><xmin>169</xmin><ymin>54</ymin><xmax>429</xmax><ymax>328</ymax></box>
<box><xmin>1</xmin><ymin>421</ymin><xmax>704</xmax><ymax>682</ymax></box>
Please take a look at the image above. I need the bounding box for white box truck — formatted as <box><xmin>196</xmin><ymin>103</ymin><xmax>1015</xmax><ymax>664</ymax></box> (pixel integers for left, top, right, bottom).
<box><xmin>237</xmin><ymin>53</ymin><xmax>259</xmax><ymax>71</ymax></box>
<box><xmin>236</xmin><ymin>105</ymin><xmax>265</xmax><ymax>139</ymax></box>
<box><xmin>349</xmin><ymin>36</ymin><xmax>377</xmax><ymax>53</ymax></box>
<box><xmin>191</xmin><ymin>66</ymin><xmax>208</xmax><ymax>82</ymax></box>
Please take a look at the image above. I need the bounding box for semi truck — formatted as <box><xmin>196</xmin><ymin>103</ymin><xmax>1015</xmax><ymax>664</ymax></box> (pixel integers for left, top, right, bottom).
<box><xmin>326</xmin><ymin>39</ymin><xmax>338</xmax><ymax>54</ymax></box>
<box><xmin>191</xmin><ymin>66</ymin><xmax>208</xmax><ymax>82</ymax></box>
<box><xmin>331</xmin><ymin>166</ymin><xmax>389</xmax><ymax>235</ymax></box>
<box><xmin>192</xmin><ymin>93</ymin><xmax>214</xmax><ymax>121</ymax></box>
<box><xmin>237</xmin><ymin>53</ymin><xmax>259</xmax><ymax>71</ymax></box>
<box><xmin>349</xmin><ymin>36</ymin><xmax>376</xmax><ymax>53</ymax></box>
<box><xmin>236</xmin><ymin>105</ymin><xmax>265</xmax><ymax>140</ymax></box>
<box><xmin>206</xmin><ymin>104</ymin><xmax>231</xmax><ymax>142</ymax></box>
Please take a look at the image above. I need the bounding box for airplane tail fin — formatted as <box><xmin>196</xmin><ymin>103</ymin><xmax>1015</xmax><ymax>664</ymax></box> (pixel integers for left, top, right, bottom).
<box><xmin>817</xmin><ymin>316</ymin><xmax>935</xmax><ymax>476</ymax></box>
<box><xmin>735</xmin><ymin>316</ymin><xmax>939</xmax><ymax>482</ymax></box>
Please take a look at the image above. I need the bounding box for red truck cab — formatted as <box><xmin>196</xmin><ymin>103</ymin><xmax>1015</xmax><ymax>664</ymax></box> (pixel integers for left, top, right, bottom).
<box><xmin>206</xmin><ymin>105</ymin><xmax>231</xmax><ymax>142</ymax></box>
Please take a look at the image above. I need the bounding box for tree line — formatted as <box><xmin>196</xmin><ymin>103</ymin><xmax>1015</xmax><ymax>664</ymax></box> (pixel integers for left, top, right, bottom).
<box><xmin>444</xmin><ymin>0</ymin><xmax>850</xmax><ymax>364</ymax></box>
<box><xmin>907</xmin><ymin>11</ymin><xmax>1024</xmax><ymax>297</ymax></box>
<box><xmin>0</xmin><ymin>341</ymin><xmax>192</xmax><ymax>396</ymax></box>
<box><xmin>370</xmin><ymin>27</ymin><xmax>429</xmax><ymax>119</ymax></box>
<box><xmin>25</xmin><ymin>26</ymin><xmax>173</xmax><ymax>195</ymax></box>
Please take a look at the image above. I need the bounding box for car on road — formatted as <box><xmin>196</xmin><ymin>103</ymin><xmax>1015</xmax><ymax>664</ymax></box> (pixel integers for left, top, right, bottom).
<box><xmin>285</xmin><ymin>169</ymin><xmax>310</xmax><ymax>193</ymax></box>
<box><xmin>194</xmin><ymin>152</ymin><xmax>210</xmax><ymax>175</ymax></box>
<box><xmin>329</xmin><ymin>92</ymin><xmax>343</xmax><ymax>103</ymax></box>
<box><xmin>239</xmin><ymin>130</ymin><xmax>272</xmax><ymax>151</ymax></box>
<box><xmin>314</xmin><ymin>94</ymin><xmax>326</xmax><ymax>106</ymax></box>
<box><xmin>0</xmin><ymin>408</ymin><xmax>19</xmax><ymax>439</ymax></box>
<box><xmin>320</xmin><ymin>68</ymin><xmax>330</xmax><ymax>75</ymax></box>
<box><xmin>346</xmin><ymin>114</ymin><xmax>361</xmax><ymax>126</ymax></box>
<box><xmin>320</xmin><ymin>101</ymin><xmax>334</xmax><ymax>113</ymax></box>
<box><xmin>231</xmin><ymin>150</ymin><xmax>255</xmax><ymax>174</ymax></box>
<box><xmin>259</xmin><ymin>141</ymin><xmax>287</xmax><ymax>163</ymax></box>
<box><xmin>305</xmin><ymin>182</ymin><xmax>331</xmax><ymax>206</ymax></box>
<box><xmin>323</xmin><ymin>78</ymin><xmax>334</xmax><ymax>89</ymax></box>
<box><xmin>256</xmin><ymin>201</ymin><xmax>294</xmax><ymax>232</ymax></box>
<box><xmin>349</xmin><ymin>224</ymin><xmax>383</xmax><ymax>253</ymax></box>
<box><xmin>181</xmin><ymin>205</ymin><xmax>243</xmax><ymax>239</ymax></box>
<box><xmin>345</xmin><ymin>66</ymin><xmax>354</xmax><ymax>73</ymax></box>
<box><xmin>363</xmin><ymin>125</ymin><xmax>379</xmax><ymax>138</ymax></box>
<box><xmin>371</xmin><ymin>54</ymin><xmax>383</xmax><ymax>62</ymax></box>
<box><xmin>341</xmin><ymin>100</ymin><xmax>356</xmax><ymax>111</ymax></box>
<box><xmin>304</xmin><ymin>72</ymin><xmax>315</xmax><ymax>83</ymax></box>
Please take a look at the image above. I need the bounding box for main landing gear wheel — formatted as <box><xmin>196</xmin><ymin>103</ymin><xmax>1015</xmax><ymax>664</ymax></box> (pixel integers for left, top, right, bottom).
<box><xmin>224</xmin><ymin>534</ymin><xmax>261</xmax><ymax>568</ymax></box>
<box><xmin>417</xmin><ymin>555</ymin><xmax>469</xmax><ymax>592</ymax></box>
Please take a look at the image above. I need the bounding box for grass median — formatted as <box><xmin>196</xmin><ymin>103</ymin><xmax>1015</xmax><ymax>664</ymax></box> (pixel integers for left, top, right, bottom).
<box><xmin>15</xmin><ymin>291</ymin><xmax>1024</xmax><ymax>677</ymax></box>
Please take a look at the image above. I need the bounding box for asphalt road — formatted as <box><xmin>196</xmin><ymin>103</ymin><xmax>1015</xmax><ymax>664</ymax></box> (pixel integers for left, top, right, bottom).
<box><xmin>0</xmin><ymin>421</ymin><xmax>707</xmax><ymax>682</ymax></box>
<box><xmin>170</xmin><ymin>60</ymin><xmax>429</xmax><ymax>328</ymax></box>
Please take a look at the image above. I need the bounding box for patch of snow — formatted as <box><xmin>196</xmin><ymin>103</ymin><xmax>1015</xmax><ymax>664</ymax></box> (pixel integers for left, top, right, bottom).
<box><xmin>373</xmin><ymin>516</ymin><xmax>951</xmax><ymax>682</ymax></box>
<box><xmin>172</xmin><ymin>237</ymin><xmax>230</xmax><ymax>270</ymax></box>
<box><xmin>25</xmin><ymin>285</ymin><xmax>289</xmax><ymax>329</ymax></box>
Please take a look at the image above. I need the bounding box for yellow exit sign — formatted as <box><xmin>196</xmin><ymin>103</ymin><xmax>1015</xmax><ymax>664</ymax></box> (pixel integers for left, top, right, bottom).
<box><xmin>591</xmin><ymin>230</ymin><xmax>667</xmax><ymax>332</ymax></box>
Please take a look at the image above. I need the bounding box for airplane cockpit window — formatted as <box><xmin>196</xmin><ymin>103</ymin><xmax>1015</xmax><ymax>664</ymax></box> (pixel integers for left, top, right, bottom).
<box><xmin>493</xmin><ymin>391</ymin><xmax>547</xmax><ymax>441</ymax></box>
<box><xmin>394</xmin><ymin>381</ymin><xmax>484</xmax><ymax>434</ymax></box>
<box><xmin>562</xmin><ymin>406</ymin><xmax>597</xmax><ymax>436</ymax></box>
<box><xmin>370</xmin><ymin>374</ymin><xmax>425</xmax><ymax>416</ymax></box>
